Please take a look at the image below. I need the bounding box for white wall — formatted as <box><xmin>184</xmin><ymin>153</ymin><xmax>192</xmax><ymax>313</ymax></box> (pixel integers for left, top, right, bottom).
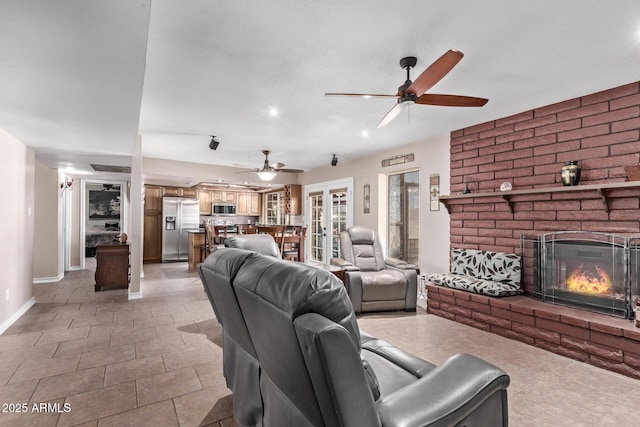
<box><xmin>300</xmin><ymin>134</ymin><xmax>451</xmax><ymax>275</ymax></box>
<box><xmin>0</xmin><ymin>128</ymin><xmax>35</xmax><ymax>329</ymax></box>
<box><xmin>33</xmin><ymin>161</ymin><xmax>63</xmax><ymax>281</ymax></box>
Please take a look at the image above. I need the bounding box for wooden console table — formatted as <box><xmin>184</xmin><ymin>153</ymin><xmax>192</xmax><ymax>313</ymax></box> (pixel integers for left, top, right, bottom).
<box><xmin>95</xmin><ymin>243</ymin><xmax>130</xmax><ymax>291</ymax></box>
<box><xmin>312</xmin><ymin>263</ymin><xmax>346</xmax><ymax>284</ymax></box>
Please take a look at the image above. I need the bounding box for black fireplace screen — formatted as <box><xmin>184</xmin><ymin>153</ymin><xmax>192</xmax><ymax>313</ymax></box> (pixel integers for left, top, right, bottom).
<box><xmin>521</xmin><ymin>232</ymin><xmax>640</xmax><ymax>319</ymax></box>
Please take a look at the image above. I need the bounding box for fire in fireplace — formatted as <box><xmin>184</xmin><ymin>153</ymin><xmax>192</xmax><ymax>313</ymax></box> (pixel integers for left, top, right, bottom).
<box><xmin>565</xmin><ymin>263</ymin><xmax>611</xmax><ymax>296</ymax></box>
<box><xmin>521</xmin><ymin>232</ymin><xmax>639</xmax><ymax>319</ymax></box>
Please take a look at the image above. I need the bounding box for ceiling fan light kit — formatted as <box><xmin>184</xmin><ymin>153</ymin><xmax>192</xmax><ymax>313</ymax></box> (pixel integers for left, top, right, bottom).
<box><xmin>257</xmin><ymin>170</ymin><xmax>277</xmax><ymax>181</ymax></box>
<box><xmin>325</xmin><ymin>49</ymin><xmax>489</xmax><ymax>128</ymax></box>
<box><xmin>239</xmin><ymin>149</ymin><xmax>304</xmax><ymax>182</ymax></box>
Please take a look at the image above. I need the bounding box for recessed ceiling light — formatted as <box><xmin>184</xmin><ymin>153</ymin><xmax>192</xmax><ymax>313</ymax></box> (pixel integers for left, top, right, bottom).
<box><xmin>269</xmin><ymin>107</ymin><xmax>279</xmax><ymax>116</ymax></box>
<box><xmin>361</xmin><ymin>130</ymin><xmax>369</xmax><ymax>138</ymax></box>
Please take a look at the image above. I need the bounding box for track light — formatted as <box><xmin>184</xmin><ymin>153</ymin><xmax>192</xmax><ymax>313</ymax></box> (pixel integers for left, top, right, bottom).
<box><xmin>209</xmin><ymin>135</ymin><xmax>220</xmax><ymax>150</ymax></box>
<box><xmin>331</xmin><ymin>154</ymin><xmax>338</xmax><ymax>167</ymax></box>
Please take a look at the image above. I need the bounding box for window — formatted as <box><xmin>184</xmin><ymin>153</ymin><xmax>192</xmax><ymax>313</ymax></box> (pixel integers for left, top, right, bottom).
<box><xmin>264</xmin><ymin>191</ymin><xmax>284</xmax><ymax>224</ymax></box>
<box><xmin>388</xmin><ymin>171</ymin><xmax>419</xmax><ymax>264</ymax></box>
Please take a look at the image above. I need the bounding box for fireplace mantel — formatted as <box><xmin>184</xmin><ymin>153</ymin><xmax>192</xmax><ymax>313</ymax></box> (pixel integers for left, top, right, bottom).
<box><xmin>439</xmin><ymin>181</ymin><xmax>640</xmax><ymax>214</ymax></box>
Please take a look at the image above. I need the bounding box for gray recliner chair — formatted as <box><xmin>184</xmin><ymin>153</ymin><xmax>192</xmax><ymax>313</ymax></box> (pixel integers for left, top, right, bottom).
<box><xmin>332</xmin><ymin>226</ymin><xmax>418</xmax><ymax>314</ymax></box>
<box><xmin>199</xmin><ymin>245</ymin><xmax>510</xmax><ymax>427</ymax></box>
<box><xmin>197</xmin><ymin>234</ymin><xmax>280</xmax><ymax>427</ymax></box>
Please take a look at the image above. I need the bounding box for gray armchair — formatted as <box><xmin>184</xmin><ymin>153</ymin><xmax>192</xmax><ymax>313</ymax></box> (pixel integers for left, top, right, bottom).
<box><xmin>199</xmin><ymin>246</ymin><xmax>510</xmax><ymax>426</ymax></box>
<box><xmin>332</xmin><ymin>226</ymin><xmax>417</xmax><ymax>314</ymax></box>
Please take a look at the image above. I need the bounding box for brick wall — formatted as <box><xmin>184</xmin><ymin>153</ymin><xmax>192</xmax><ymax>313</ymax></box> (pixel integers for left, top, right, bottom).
<box><xmin>447</xmin><ymin>81</ymin><xmax>640</xmax><ymax>254</ymax></box>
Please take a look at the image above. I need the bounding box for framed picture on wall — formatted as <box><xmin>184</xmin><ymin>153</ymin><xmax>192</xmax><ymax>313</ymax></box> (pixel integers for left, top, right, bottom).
<box><xmin>430</xmin><ymin>174</ymin><xmax>440</xmax><ymax>211</ymax></box>
<box><xmin>89</xmin><ymin>190</ymin><xmax>121</xmax><ymax>219</ymax></box>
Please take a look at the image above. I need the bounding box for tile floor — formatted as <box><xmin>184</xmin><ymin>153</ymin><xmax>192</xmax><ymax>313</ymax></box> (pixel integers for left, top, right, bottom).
<box><xmin>1</xmin><ymin>259</ymin><xmax>639</xmax><ymax>426</ymax></box>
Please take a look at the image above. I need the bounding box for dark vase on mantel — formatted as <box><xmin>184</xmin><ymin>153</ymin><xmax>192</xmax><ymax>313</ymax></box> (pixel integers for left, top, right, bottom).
<box><xmin>561</xmin><ymin>161</ymin><xmax>581</xmax><ymax>186</ymax></box>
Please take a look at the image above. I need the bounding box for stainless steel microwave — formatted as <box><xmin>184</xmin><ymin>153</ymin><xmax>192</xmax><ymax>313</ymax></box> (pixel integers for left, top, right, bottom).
<box><xmin>212</xmin><ymin>203</ymin><xmax>236</xmax><ymax>216</ymax></box>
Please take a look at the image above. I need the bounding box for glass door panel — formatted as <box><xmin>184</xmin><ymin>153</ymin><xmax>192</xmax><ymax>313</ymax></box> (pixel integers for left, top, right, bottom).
<box><xmin>309</xmin><ymin>191</ymin><xmax>324</xmax><ymax>262</ymax></box>
<box><xmin>305</xmin><ymin>178</ymin><xmax>353</xmax><ymax>264</ymax></box>
<box><xmin>331</xmin><ymin>188</ymin><xmax>348</xmax><ymax>258</ymax></box>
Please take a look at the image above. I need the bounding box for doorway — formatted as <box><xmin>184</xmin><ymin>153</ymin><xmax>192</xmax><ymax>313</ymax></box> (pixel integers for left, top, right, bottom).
<box><xmin>305</xmin><ymin>178</ymin><xmax>353</xmax><ymax>264</ymax></box>
<box><xmin>80</xmin><ymin>179</ymin><xmax>128</xmax><ymax>270</ymax></box>
<box><xmin>387</xmin><ymin>170</ymin><xmax>419</xmax><ymax>264</ymax></box>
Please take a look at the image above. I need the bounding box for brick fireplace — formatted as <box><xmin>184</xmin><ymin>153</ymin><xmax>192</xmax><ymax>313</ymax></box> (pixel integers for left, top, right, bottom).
<box><xmin>428</xmin><ymin>81</ymin><xmax>640</xmax><ymax>378</ymax></box>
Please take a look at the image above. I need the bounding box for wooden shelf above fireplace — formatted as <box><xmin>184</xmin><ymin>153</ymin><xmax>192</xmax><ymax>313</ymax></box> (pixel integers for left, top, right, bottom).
<box><xmin>438</xmin><ymin>181</ymin><xmax>640</xmax><ymax>214</ymax></box>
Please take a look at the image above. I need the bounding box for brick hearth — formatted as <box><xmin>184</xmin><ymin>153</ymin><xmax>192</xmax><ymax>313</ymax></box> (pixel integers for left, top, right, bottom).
<box><xmin>426</xmin><ymin>284</ymin><xmax>640</xmax><ymax>379</ymax></box>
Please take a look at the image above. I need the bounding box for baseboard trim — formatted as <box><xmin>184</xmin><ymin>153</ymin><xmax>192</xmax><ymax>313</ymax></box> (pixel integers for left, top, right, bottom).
<box><xmin>68</xmin><ymin>266</ymin><xmax>82</xmax><ymax>271</ymax></box>
<box><xmin>0</xmin><ymin>297</ymin><xmax>36</xmax><ymax>335</ymax></box>
<box><xmin>128</xmin><ymin>291</ymin><xmax>143</xmax><ymax>300</ymax></box>
<box><xmin>33</xmin><ymin>273</ymin><xmax>64</xmax><ymax>284</ymax></box>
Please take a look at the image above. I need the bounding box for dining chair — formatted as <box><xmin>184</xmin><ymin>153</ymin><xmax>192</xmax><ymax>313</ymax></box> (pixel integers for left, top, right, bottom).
<box><xmin>213</xmin><ymin>225</ymin><xmax>229</xmax><ymax>245</ymax></box>
<box><xmin>256</xmin><ymin>225</ymin><xmax>286</xmax><ymax>254</ymax></box>
<box><xmin>282</xmin><ymin>226</ymin><xmax>306</xmax><ymax>262</ymax></box>
<box><xmin>237</xmin><ymin>224</ymin><xmax>258</xmax><ymax>235</ymax></box>
<box><xmin>200</xmin><ymin>224</ymin><xmax>216</xmax><ymax>260</ymax></box>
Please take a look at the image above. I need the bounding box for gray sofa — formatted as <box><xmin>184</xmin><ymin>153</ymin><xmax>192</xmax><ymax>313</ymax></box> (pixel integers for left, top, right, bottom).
<box><xmin>331</xmin><ymin>226</ymin><xmax>418</xmax><ymax>314</ymax></box>
<box><xmin>199</xmin><ymin>243</ymin><xmax>510</xmax><ymax>427</ymax></box>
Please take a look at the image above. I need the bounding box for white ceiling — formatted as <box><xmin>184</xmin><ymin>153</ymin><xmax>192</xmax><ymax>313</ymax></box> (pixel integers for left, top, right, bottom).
<box><xmin>2</xmin><ymin>1</ymin><xmax>640</xmax><ymax>184</ymax></box>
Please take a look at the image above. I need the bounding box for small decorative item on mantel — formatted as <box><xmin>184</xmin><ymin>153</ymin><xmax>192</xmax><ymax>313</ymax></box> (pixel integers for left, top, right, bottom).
<box><xmin>561</xmin><ymin>161</ymin><xmax>581</xmax><ymax>186</ymax></box>
<box><xmin>624</xmin><ymin>164</ymin><xmax>640</xmax><ymax>182</ymax></box>
<box><xmin>500</xmin><ymin>182</ymin><xmax>512</xmax><ymax>192</ymax></box>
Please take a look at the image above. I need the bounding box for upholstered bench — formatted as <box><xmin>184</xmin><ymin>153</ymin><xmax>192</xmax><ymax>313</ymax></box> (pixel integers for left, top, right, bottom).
<box><xmin>427</xmin><ymin>248</ymin><xmax>522</xmax><ymax>297</ymax></box>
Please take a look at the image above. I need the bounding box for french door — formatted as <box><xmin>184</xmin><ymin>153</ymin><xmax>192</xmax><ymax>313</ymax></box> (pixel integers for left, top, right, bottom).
<box><xmin>305</xmin><ymin>178</ymin><xmax>353</xmax><ymax>264</ymax></box>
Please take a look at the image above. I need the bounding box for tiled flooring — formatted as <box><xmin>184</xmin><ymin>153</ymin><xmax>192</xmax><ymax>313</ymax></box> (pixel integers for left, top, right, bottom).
<box><xmin>1</xmin><ymin>260</ymin><xmax>639</xmax><ymax>426</ymax></box>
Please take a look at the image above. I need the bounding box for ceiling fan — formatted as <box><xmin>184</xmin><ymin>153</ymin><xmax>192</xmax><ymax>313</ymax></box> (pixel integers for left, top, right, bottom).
<box><xmin>325</xmin><ymin>49</ymin><xmax>488</xmax><ymax>128</ymax></box>
<box><xmin>237</xmin><ymin>150</ymin><xmax>304</xmax><ymax>182</ymax></box>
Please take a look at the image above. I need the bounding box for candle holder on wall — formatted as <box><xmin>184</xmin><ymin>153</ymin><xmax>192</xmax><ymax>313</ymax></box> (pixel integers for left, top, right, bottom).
<box><xmin>363</xmin><ymin>184</ymin><xmax>371</xmax><ymax>213</ymax></box>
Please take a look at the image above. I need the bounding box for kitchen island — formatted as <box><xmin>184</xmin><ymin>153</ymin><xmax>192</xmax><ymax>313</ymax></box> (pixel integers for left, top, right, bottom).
<box><xmin>186</xmin><ymin>229</ymin><xmax>204</xmax><ymax>272</ymax></box>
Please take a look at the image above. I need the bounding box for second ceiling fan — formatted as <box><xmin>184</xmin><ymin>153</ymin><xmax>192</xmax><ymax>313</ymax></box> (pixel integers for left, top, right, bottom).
<box><xmin>325</xmin><ymin>49</ymin><xmax>488</xmax><ymax>128</ymax></box>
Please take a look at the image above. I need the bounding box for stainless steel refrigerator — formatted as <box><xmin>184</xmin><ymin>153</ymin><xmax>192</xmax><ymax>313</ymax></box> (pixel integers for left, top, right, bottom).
<box><xmin>162</xmin><ymin>197</ymin><xmax>200</xmax><ymax>261</ymax></box>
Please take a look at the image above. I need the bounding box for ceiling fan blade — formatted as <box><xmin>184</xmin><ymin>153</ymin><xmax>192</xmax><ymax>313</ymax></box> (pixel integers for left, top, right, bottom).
<box><xmin>377</xmin><ymin>102</ymin><xmax>405</xmax><ymax>128</ymax></box>
<box><xmin>416</xmin><ymin>93</ymin><xmax>489</xmax><ymax>107</ymax></box>
<box><xmin>406</xmin><ymin>49</ymin><xmax>464</xmax><ymax>97</ymax></box>
<box><xmin>271</xmin><ymin>162</ymin><xmax>286</xmax><ymax>169</ymax></box>
<box><xmin>325</xmin><ymin>92</ymin><xmax>399</xmax><ymax>99</ymax></box>
<box><xmin>276</xmin><ymin>168</ymin><xmax>304</xmax><ymax>173</ymax></box>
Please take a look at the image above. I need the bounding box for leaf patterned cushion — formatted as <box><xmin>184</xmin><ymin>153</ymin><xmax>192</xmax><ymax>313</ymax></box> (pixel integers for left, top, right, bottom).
<box><xmin>427</xmin><ymin>273</ymin><xmax>521</xmax><ymax>297</ymax></box>
<box><xmin>427</xmin><ymin>249</ymin><xmax>522</xmax><ymax>297</ymax></box>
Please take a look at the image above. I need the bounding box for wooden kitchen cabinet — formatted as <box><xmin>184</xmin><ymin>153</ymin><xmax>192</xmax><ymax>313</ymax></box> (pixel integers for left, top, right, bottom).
<box><xmin>95</xmin><ymin>243</ymin><xmax>130</xmax><ymax>291</ymax></box>
<box><xmin>198</xmin><ymin>189</ymin><xmax>212</xmax><ymax>215</ymax></box>
<box><xmin>212</xmin><ymin>191</ymin><xmax>236</xmax><ymax>203</ymax></box>
<box><xmin>249</xmin><ymin>192</ymin><xmax>261</xmax><ymax>215</ymax></box>
<box><xmin>182</xmin><ymin>187</ymin><xmax>197</xmax><ymax>197</ymax></box>
<box><xmin>162</xmin><ymin>186</ymin><xmax>181</xmax><ymax>196</ymax></box>
<box><xmin>144</xmin><ymin>185</ymin><xmax>162</xmax><ymax>213</ymax></box>
<box><xmin>143</xmin><ymin>213</ymin><xmax>162</xmax><ymax>263</ymax></box>
<box><xmin>237</xmin><ymin>192</ymin><xmax>261</xmax><ymax>216</ymax></box>
<box><xmin>284</xmin><ymin>184</ymin><xmax>302</xmax><ymax>215</ymax></box>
